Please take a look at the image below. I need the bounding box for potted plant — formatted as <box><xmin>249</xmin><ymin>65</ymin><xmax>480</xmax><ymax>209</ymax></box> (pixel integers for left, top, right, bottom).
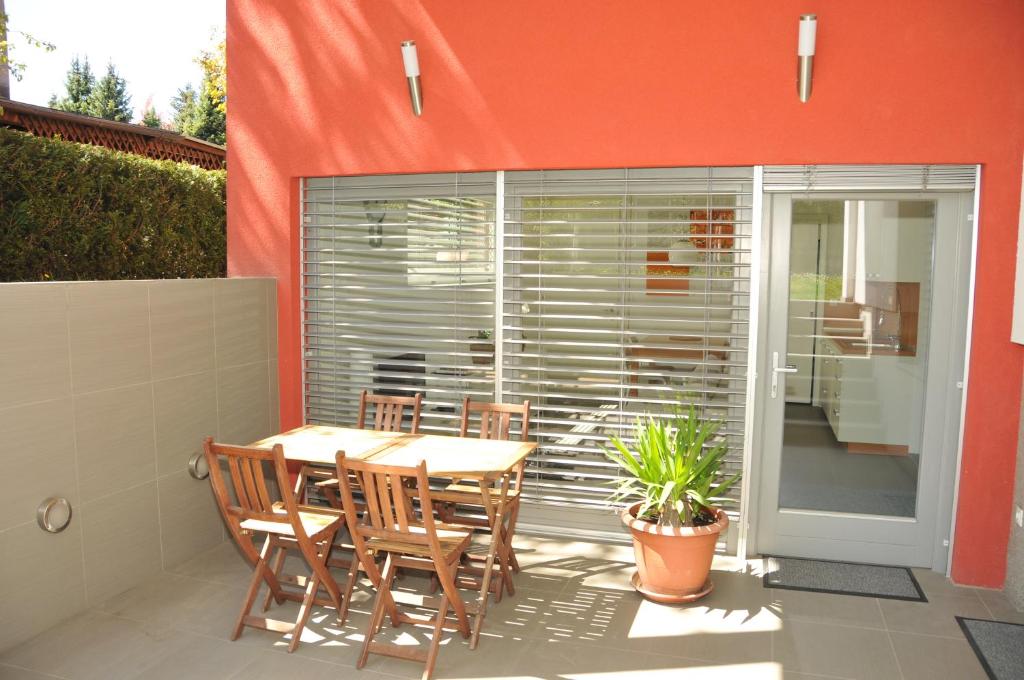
<box><xmin>469</xmin><ymin>329</ymin><xmax>494</xmax><ymax>365</ymax></box>
<box><xmin>604</xmin><ymin>405</ymin><xmax>740</xmax><ymax>603</ymax></box>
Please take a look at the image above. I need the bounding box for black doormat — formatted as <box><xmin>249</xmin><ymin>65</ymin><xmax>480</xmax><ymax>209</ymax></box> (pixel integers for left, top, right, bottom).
<box><xmin>762</xmin><ymin>555</ymin><xmax>927</xmax><ymax>601</ymax></box>
<box><xmin>957</xmin><ymin>617</ymin><xmax>1024</xmax><ymax>680</ymax></box>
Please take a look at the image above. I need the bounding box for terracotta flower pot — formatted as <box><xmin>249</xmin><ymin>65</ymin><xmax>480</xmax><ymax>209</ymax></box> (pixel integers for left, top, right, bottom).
<box><xmin>621</xmin><ymin>502</ymin><xmax>728</xmax><ymax>603</ymax></box>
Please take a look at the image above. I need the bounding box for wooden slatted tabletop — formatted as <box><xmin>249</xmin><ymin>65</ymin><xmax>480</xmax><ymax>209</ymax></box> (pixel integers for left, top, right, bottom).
<box><xmin>250</xmin><ymin>425</ymin><xmax>536</xmax><ymax>478</ymax></box>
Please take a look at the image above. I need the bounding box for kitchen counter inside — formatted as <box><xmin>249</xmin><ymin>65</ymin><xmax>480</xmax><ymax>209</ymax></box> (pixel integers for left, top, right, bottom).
<box><xmin>823</xmin><ymin>331</ymin><xmax>917</xmax><ymax>357</ymax></box>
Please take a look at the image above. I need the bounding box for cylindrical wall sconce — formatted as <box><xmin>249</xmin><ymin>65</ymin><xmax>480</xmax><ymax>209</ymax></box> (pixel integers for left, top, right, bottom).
<box><xmin>401</xmin><ymin>40</ymin><xmax>423</xmax><ymax>116</ymax></box>
<box><xmin>797</xmin><ymin>14</ymin><xmax>817</xmax><ymax>102</ymax></box>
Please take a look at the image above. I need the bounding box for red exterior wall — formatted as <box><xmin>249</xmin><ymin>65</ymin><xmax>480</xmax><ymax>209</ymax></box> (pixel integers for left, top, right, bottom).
<box><xmin>226</xmin><ymin>0</ymin><xmax>1024</xmax><ymax>586</ymax></box>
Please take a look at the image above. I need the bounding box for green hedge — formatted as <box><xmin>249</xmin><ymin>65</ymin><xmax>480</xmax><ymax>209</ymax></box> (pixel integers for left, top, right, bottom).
<box><xmin>0</xmin><ymin>127</ymin><xmax>226</xmax><ymax>281</ymax></box>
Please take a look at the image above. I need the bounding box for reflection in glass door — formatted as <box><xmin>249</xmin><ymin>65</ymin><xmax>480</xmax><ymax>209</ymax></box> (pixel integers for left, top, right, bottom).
<box><xmin>780</xmin><ymin>200</ymin><xmax>933</xmax><ymax>517</ymax></box>
<box><xmin>756</xmin><ymin>193</ymin><xmax>972</xmax><ymax>568</ymax></box>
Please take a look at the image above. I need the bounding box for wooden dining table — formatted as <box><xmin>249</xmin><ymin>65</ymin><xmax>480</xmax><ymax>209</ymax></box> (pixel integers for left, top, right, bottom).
<box><xmin>249</xmin><ymin>424</ymin><xmax>536</xmax><ymax>649</ymax></box>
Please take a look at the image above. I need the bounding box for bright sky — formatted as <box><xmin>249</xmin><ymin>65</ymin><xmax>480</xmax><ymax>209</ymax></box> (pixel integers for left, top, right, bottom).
<box><xmin>5</xmin><ymin>0</ymin><xmax>225</xmax><ymax>122</ymax></box>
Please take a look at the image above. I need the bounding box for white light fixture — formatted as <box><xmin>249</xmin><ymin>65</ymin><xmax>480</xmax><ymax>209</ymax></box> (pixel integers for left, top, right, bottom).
<box><xmin>797</xmin><ymin>14</ymin><xmax>817</xmax><ymax>103</ymax></box>
<box><xmin>401</xmin><ymin>40</ymin><xmax>423</xmax><ymax>116</ymax></box>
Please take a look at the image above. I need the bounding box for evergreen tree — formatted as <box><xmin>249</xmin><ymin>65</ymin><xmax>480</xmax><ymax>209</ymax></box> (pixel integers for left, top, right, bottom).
<box><xmin>48</xmin><ymin>56</ymin><xmax>95</xmax><ymax>114</ymax></box>
<box><xmin>86</xmin><ymin>62</ymin><xmax>132</xmax><ymax>122</ymax></box>
<box><xmin>171</xmin><ymin>39</ymin><xmax>226</xmax><ymax>145</ymax></box>
<box><xmin>171</xmin><ymin>83</ymin><xmax>200</xmax><ymax>133</ymax></box>
<box><xmin>171</xmin><ymin>81</ymin><xmax>225</xmax><ymax>145</ymax></box>
<box><xmin>141</xmin><ymin>106</ymin><xmax>161</xmax><ymax>128</ymax></box>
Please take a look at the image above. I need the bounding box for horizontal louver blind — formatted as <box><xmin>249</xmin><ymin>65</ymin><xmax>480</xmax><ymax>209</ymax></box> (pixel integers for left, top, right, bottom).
<box><xmin>763</xmin><ymin>164</ymin><xmax>977</xmax><ymax>192</ymax></box>
<box><xmin>502</xmin><ymin>168</ymin><xmax>754</xmax><ymax>521</ymax></box>
<box><xmin>301</xmin><ymin>173</ymin><xmax>497</xmax><ymax>432</ymax></box>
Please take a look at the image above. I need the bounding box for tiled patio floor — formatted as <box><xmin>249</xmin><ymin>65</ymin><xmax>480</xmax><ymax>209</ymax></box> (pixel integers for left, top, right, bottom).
<box><xmin>2</xmin><ymin>535</ymin><xmax>1019</xmax><ymax>680</ymax></box>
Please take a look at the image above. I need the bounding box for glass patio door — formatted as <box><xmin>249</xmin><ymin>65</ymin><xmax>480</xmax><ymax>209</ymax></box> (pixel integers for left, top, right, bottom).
<box><xmin>755</xmin><ymin>192</ymin><xmax>973</xmax><ymax>568</ymax></box>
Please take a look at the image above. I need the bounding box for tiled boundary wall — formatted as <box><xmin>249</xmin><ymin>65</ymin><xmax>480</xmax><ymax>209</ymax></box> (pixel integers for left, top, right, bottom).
<box><xmin>0</xmin><ymin>278</ymin><xmax>279</xmax><ymax>651</ymax></box>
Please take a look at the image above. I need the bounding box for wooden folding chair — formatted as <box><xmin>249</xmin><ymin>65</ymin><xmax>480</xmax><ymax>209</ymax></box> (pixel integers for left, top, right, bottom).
<box><xmin>310</xmin><ymin>390</ymin><xmax>424</xmax><ymax>509</ymax></box>
<box><xmin>357</xmin><ymin>389</ymin><xmax>424</xmax><ymax>433</ymax></box>
<box><xmin>204</xmin><ymin>437</ymin><xmax>347</xmax><ymax>652</ymax></box>
<box><xmin>433</xmin><ymin>399</ymin><xmax>530</xmax><ymax>600</ymax></box>
<box><xmin>336</xmin><ymin>452</ymin><xmax>472</xmax><ymax>680</ymax></box>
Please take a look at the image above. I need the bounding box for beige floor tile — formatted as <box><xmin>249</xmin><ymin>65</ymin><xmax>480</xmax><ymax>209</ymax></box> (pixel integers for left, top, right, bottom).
<box><xmin>879</xmin><ymin>591</ymin><xmax>990</xmax><ymax>638</ymax></box>
<box><xmin>93</xmin><ymin>571</ymin><xmax>228</xmax><ymax>628</ymax></box>
<box><xmin>170</xmin><ymin>541</ymin><xmax>252</xmax><ymax>586</ymax></box>
<box><xmin>695</xmin><ymin>568</ymin><xmax>776</xmax><ymax>614</ymax></box>
<box><xmin>769</xmin><ymin>588</ymin><xmax>885</xmax><ymax>629</ymax></box>
<box><xmin>0</xmin><ymin>663</ymin><xmax>67</xmax><ymax>680</ymax></box>
<box><xmin>912</xmin><ymin>568</ymin><xmax>986</xmax><ymax>600</ymax></box>
<box><xmin>976</xmin><ymin>588</ymin><xmax>1024</xmax><ymax>623</ymax></box>
<box><xmin>170</xmin><ymin>583</ymin><xmax>266</xmax><ymax>644</ymax></box>
<box><xmin>511</xmin><ymin>550</ymin><xmax>625</xmax><ymax>591</ymax></box>
<box><xmin>772</xmin><ymin>619</ymin><xmax>901</xmax><ymax>679</ymax></box>
<box><xmin>281</xmin><ymin>610</ymin><xmax>366</xmax><ymax>667</ymax></box>
<box><xmin>225</xmin><ymin>649</ymin><xmax>371</xmax><ymax>679</ymax></box>
<box><xmin>121</xmin><ymin>632</ymin><xmax>255</xmax><ymax>680</ymax></box>
<box><xmin>485</xmin><ymin>586</ymin><xmax>638</xmax><ymax>649</ymax></box>
<box><xmin>572</xmin><ymin>561</ymin><xmax>639</xmax><ymax>593</ymax></box>
<box><xmin>0</xmin><ymin>610</ymin><xmax>176</xmax><ymax>680</ymax></box>
<box><xmin>509</xmin><ymin>638</ymin><xmax>712</xmax><ymax>680</ymax></box>
<box><xmin>364</xmin><ymin>630</ymin><xmax>532</xmax><ymax>680</ymax></box>
<box><xmin>628</xmin><ymin>595</ymin><xmax>777</xmax><ymax>665</ymax></box>
<box><xmin>515</xmin><ymin>536</ymin><xmax>634</xmax><ymax>563</ymax></box>
<box><xmin>561</xmin><ymin>662</ymin><xmax>834</xmax><ymax>680</ymax></box>
<box><xmin>0</xmin><ymin>664</ymin><xmax>68</xmax><ymax>679</ymax></box>
<box><xmin>4</xmin><ymin>535</ymin><xmax>1000</xmax><ymax>680</ymax></box>
<box><xmin>889</xmin><ymin>631</ymin><xmax>989</xmax><ymax>680</ymax></box>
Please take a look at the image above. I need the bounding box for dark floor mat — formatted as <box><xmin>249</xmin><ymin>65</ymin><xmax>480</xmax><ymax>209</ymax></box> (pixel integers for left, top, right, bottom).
<box><xmin>957</xmin><ymin>617</ymin><xmax>1024</xmax><ymax>680</ymax></box>
<box><xmin>762</xmin><ymin>555</ymin><xmax>926</xmax><ymax>601</ymax></box>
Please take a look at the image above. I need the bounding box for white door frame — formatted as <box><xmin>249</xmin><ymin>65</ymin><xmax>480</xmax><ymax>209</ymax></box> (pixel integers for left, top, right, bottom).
<box><xmin>742</xmin><ymin>186</ymin><xmax>976</xmax><ymax>572</ymax></box>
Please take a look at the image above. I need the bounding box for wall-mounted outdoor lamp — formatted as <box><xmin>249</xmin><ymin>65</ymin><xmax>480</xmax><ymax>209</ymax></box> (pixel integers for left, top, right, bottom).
<box><xmin>797</xmin><ymin>14</ymin><xmax>817</xmax><ymax>102</ymax></box>
<box><xmin>401</xmin><ymin>40</ymin><xmax>423</xmax><ymax>116</ymax></box>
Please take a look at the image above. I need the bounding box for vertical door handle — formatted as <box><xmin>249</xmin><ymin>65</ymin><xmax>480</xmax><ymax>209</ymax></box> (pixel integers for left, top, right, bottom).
<box><xmin>771</xmin><ymin>351</ymin><xmax>797</xmax><ymax>398</ymax></box>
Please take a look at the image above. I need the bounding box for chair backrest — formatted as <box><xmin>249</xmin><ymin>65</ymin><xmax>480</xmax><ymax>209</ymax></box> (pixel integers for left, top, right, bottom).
<box><xmin>459</xmin><ymin>398</ymin><xmax>531</xmax><ymax>441</ymax></box>
<box><xmin>335</xmin><ymin>453</ymin><xmax>445</xmax><ymax>565</ymax></box>
<box><xmin>357</xmin><ymin>390</ymin><xmax>423</xmax><ymax>433</ymax></box>
<box><xmin>204</xmin><ymin>437</ymin><xmax>304</xmax><ymax>536</ymax></box>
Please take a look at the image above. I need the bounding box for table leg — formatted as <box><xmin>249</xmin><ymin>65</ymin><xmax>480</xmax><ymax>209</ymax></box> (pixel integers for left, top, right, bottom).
<box><xmin>469</xmin><ymin>471</ymin><xmax>511</xmax><ymax>650</ymax></box>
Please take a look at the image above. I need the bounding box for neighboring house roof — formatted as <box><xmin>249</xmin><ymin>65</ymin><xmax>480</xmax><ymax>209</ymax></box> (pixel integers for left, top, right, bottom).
<box><xmin>0</xmin><ymin>98</ymin><xmax>226</xmax><ymax>170</ymax></box>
